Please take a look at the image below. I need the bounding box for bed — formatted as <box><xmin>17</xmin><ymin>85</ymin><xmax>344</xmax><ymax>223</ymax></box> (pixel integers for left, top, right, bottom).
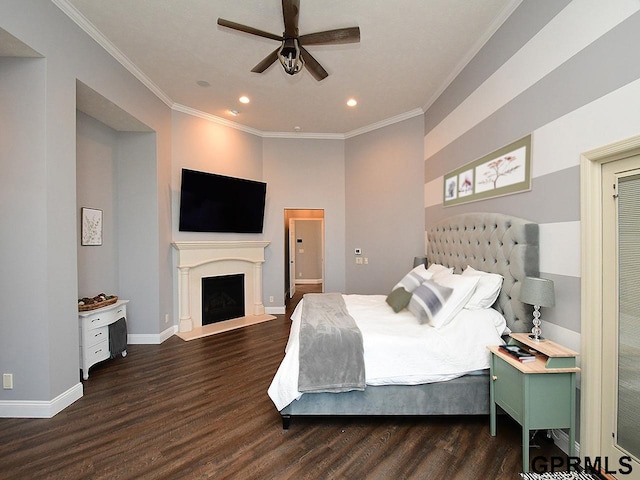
<box><xmin>269</xmin><ymin>212</ymin><xmax>539</xmax><ymax>429</ymax></box>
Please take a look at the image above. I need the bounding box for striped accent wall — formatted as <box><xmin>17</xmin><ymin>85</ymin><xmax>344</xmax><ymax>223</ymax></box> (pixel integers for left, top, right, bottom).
<box><xmin>424</xmin><ymin>1</ymin><xmax>640</xmax><ymax>360</ymax></box>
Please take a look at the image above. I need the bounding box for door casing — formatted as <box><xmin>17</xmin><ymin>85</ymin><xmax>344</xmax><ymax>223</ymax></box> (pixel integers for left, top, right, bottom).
<box><xmin>580</xmin><ymin>134</ymin><xmax>640</xmax><ymax>463</ymax></box>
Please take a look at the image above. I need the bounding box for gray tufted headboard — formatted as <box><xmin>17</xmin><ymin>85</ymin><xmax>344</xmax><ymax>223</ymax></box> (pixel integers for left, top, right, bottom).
<box><xmin>426</xmin><ymin>213</ymin><xmax>539</xmax><ymax>333</ymax></box>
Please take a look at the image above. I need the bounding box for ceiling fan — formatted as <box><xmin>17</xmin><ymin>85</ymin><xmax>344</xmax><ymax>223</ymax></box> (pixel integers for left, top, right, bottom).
<box><xmin>217</xmin><ymin>0</ymin><xmax>360</xmax><ymax>81</ymax></box>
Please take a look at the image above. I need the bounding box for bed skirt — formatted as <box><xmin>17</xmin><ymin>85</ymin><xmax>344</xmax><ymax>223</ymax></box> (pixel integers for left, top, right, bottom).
<box><xmin>279</xmin><ymin>372</ymin><xmax>489</xmax><ymax>429</ymax></box>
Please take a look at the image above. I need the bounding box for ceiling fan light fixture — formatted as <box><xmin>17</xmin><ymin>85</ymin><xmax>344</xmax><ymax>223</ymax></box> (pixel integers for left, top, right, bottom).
<box><xmin>278</xmin><ymin>38</ymin><xmax>304</xmax><ymax>75</ymax></box>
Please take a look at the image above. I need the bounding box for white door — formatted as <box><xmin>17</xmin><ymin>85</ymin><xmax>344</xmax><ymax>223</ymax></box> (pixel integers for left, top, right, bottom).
<box><xmin>601</xmin><ymin>154</ymin><xmax>640</xmax><ymax>478</ymax></box>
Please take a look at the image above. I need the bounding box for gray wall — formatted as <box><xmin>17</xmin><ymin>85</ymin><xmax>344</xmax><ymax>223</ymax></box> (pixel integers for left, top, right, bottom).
<box><xmin>345</xmin><ymin>115</ymin><xmax>426</xmax><ymax>294</ymax></box>
<box><xmin>0</xmin><ymin>56</ymin><xmax>48</xmax><ymax>400</ymax></box>
<box><xmin>0</xmin><ymin>0</ymin><xmax>172</xmax><ymax>406</ymax></box>
<box><xmin>76</xmin><ymin>112</ymin><xmax>165</xmax><ymax>337</ymax></box>
<box><xmin>7</xmin><ymin>0</ymin><xmax>638</xmax><ymax>422</ymax></box>
<box><xmin>263</xmin><ymin>138</ymin><xmax>346</xmax><ymax>306</ymax></box>
<box><xmin>423</xmin><ymin>2</ymin><xmax>640</xmax><ymax>446</ymax></box>
<box><xmin>76</xmin><ymin>111</ymin><xmax>118</xmax><ymax>297</ymax></box>
<box><xmin>117</xmin><ymin>132</ymin><xmax>161</xmax><ymax>336</ymax></box>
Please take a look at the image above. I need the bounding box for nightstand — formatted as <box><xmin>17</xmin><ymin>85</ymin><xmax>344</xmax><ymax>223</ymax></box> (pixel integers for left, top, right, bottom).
<box><xmin>488</xmin><ymin>333</ymin><xmax>580</xmax><ymax>472</ymax></box>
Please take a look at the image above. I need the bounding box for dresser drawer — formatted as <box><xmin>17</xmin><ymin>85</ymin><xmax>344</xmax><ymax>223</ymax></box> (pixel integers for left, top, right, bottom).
<box><xmin>84</xmin><ymin>325</ymin><xmax>108</xmax><ymax>348</ymax></box>
<box><xmin>83</xmin><ymin>305</ymin><xmax>126</xmax><ymax>329</ymax></box>
<box><xmin>85</xmin><ymin>339</ymin><xmax>110</xmax><ymax>365</ymax></box>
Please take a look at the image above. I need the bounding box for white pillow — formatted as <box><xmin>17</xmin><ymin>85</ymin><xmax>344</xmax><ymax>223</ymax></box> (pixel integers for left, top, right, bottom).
<box><xmin>429</xmin><ymin>274</ymin><xmax>480</xmax><ymax>328</ymax></box>
<box><xmin>426</xmin><ymin>263</ymin><xmax>454</xmax><ymax>280</ymax></box>
<box><xmin>393</xmin><ymin>264</ymin><xmax>433</xmax><ymax>293</ymax></box>
<box><xmin>484</xmin><ymin>307</ymin><xmax>511</xmax><ymax>336</ymax></box>
<box><xmin>461</xmin><ymin>265</ymin><xmax>504</xmax><ymax>309</ymax></box>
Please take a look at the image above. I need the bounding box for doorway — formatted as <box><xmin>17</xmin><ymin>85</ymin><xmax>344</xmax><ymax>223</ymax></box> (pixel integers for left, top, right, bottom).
<box><xmin>284</xmin><ymin>209</ymin><xmax>324</xmax><ymax>301</ymax></box>
<box><xmin>601</xmin><ymin>155</ymin><xmax>640</xmax><ymax>477</ymax></box>
<box><xmin>581</xmin><ymin>135</ymin><xmax>640</xmax><ymax>478</ymax></box>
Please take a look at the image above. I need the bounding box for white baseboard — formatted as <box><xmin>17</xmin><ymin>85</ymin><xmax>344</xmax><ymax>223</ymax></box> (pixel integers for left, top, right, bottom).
<box><xmin>128</xmin><ymin>325</ymin><xmax>177</xmax><ymax>345</ymax></box>
<box><xmin>295</xmin><ymin>279</ymin><xmax>323</xmax><ymax>285</ymax></box>
<box><xmin>0</xmin><ymin>382</ymin><xmax>83</xmax><ymax>418</ymax></box>
<box><xmin>265</xmin><ymin>306</ymin><xmax>285</xmax><ymax>315</ymax></box>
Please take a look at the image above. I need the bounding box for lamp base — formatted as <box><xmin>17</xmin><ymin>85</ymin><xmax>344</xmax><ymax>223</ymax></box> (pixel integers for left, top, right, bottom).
<box><xmin>528</xmin><ymin>334</ymin><xmax>546</xmax><ymax>342</ymax></box>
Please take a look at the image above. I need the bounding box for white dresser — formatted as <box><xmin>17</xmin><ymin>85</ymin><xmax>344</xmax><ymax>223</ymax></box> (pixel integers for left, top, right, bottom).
<box><xmin>78</xmin><ymin>299</ymin><xmax>129</xmax><ymax>380</ymax></box>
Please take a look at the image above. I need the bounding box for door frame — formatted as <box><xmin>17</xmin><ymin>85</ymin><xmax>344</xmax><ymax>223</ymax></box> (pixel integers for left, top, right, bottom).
<box><xmin>580</xmin><ymin>133</ymin><xmax>640</xmax><ymax>460</ymax></box>
<box><xmin>287</xmin><ymin>216</ymin><xmax>325</xmax><ymax>298</ymax></box>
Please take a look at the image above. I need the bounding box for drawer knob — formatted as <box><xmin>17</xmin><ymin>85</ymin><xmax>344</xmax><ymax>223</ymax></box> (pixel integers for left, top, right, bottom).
<box><xmin>492</xmin><ymin>375</ymin><xmax>498</xmax><ymax>381</ymax></box>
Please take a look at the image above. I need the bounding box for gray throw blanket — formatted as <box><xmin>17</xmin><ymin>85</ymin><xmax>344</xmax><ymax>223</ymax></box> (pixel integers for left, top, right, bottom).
<box><xmin>298</xmin><ymin>293</ymin><xmax>366</xmax><ymax>393</ymax></box>
<box><xmin>109</xmin><ymin>317</ymin><xmax>127</xmax><ymax>358</ymax></box>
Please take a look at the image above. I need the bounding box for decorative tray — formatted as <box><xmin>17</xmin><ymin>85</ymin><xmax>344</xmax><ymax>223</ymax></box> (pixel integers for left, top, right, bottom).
<box><xmin>78</xmin><ymin>295</ymin><xmax>118</xmax><ymax>312</ymax></box>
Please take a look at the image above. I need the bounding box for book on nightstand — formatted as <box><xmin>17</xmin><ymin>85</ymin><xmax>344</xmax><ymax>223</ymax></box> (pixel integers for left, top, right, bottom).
<box><xmin>499</xmin><ymin>344</ymin><xmax>536</xmax><ymax>363</ymax></box>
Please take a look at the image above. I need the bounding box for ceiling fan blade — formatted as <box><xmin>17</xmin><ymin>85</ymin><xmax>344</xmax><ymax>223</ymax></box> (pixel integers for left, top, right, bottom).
<box><xmin>282</xmin><ymin>0</ymin><xmax>300</xmax><ymax>37</ymax></box>
<box><xmin>251</xmin><ymin>48</ymin><xmax>280</xmax><ymax>73</ymax></box>
<box><xmin>299</xmin><ymin>27</ymin><xmax>360</xmax><ymax>45</ymax></box>
<box><xmin>217</xmin><ymin>18</ymin><xmax>282</xmax><ymax>42</ymax></box>
<box><xmin>299</xmin><ymin>46</ymin><xmax>328</xmax><ymax>81</ymax></box>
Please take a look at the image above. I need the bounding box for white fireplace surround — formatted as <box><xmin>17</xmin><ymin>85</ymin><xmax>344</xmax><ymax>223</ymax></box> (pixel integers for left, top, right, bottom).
<box><xmin>171</xmin><ymin>241</ymin><xmax>269</xmax><ymax>332</ymax></box>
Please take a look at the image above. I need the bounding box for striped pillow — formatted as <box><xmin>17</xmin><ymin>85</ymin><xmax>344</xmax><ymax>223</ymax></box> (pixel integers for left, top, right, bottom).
<box><xmin>393</xmin><ymin>264</ymin><xmax>433</xmax><ymax>293</ymax></box>
<box><xmin>408</xmin><ymin>280</ymin><xmax>453</xmax><ymax>325</ymax></box>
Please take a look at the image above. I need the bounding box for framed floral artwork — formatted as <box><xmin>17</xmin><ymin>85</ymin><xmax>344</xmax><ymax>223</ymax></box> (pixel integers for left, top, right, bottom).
<box><xmin>443</xmin><ymin>135</ymin><xmax>531</xmax><ymax>206</ymax></box>
<box><xmin>81</xmin><ymin>207</ymin><xmax>103</xmax><ymax>246</ymax></box>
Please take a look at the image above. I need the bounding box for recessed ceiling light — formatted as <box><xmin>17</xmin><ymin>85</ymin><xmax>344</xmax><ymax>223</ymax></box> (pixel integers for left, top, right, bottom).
<box><xmin>229</xmin><ymin>109</ymin><xmax>239</xmax><ymax>116</ymax></box>
<box><xmin>347</xmin><ymin>98</ymin><xmax>358</xmax><ymax>107</ymax></box>
<box><xmin>196</xmin><ymin>80</ymin><xmax>210</xmax><ymax>87</ymax></box>
<box><xmin>239</xmin><ymin>96</ymin><xmax>250</xmax><ymax>104</ymax></box>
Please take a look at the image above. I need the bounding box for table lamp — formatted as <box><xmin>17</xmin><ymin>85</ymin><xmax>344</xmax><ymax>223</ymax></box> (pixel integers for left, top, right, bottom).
<box><xmin>413</xmin><ymin>256</ymin><xmax>427</xmax><ymax>268</ymax></box>
<box><xmin>520</xmin><ymin>277</ymin><xmax>555</xmax><ymax>341</ymax></box>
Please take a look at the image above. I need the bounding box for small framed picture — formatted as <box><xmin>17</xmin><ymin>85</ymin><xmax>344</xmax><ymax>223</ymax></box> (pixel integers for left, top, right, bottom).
<box><xmin>81</xmin><ymin>207</ymin><xmax>103</xmax><ymax>246</ymax></box>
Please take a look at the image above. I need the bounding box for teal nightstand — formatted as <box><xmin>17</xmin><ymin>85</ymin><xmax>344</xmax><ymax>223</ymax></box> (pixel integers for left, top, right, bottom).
<box><xmin>488</xmin><ymin>333</ymin><xmax>580</xmax><ymax>472</ymax></box>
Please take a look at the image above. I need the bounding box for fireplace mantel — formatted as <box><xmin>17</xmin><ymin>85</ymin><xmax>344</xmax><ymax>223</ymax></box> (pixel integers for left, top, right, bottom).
<box><xmin>171</xmin><ymin>241</ymin><xmax>269</xmax><ymax>332</ymax></box>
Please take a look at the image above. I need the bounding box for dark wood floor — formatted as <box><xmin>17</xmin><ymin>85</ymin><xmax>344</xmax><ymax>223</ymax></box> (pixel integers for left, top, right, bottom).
<box><xmin>0</xmin><ymin>284</ymin><xmax>565</xmax><ymax>479</ymax></box>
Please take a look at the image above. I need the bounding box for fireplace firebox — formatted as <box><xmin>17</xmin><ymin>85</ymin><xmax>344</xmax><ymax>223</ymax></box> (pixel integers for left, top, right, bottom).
<box><xmin>202</xmin><ymin>274</ymin><xmax>245</xmax><ymax>325</ymax></box>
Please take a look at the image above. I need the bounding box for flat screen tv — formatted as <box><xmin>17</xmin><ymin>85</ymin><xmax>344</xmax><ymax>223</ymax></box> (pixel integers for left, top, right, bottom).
<box><xmin>179</xmin><ymin>169</ymin><xmax>267</xmax><ymax>233</ymax></box>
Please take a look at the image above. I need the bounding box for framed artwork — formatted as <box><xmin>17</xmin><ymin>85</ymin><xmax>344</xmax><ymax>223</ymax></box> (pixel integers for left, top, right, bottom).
<box><xmin>443</xmin><ymin>135</ymin><xmax>531</xmax><ymax>206</ymax></box>
<box><xmin>81</xmin><ymin>207</ymin><xmax>103</xmax><ymax>246</ymax></box>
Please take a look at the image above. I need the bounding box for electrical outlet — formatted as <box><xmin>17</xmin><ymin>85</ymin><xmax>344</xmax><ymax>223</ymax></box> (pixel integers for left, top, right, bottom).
<box><xmin>356</xmin><ymin>257</ymin><xmax>363</xmax><ymax>264</ymax></box>
<box><xmin>3</xmin><ymin>373</ymin><xmax>13</xmax><ymax>390</ymax></box>
<box><xmin>165</xmin><ymin>314</ymin><xmax>170</xmax><ymax>324</ymax></box>
<box><xmin>364</xmin><ymin>257</ymin><xmax>369</xmax><ymax>264</ymax></box>
<box><xmin>269</xmin><ymin>296</ymin><xmax>274</xmax><ymax>303</ymax></box>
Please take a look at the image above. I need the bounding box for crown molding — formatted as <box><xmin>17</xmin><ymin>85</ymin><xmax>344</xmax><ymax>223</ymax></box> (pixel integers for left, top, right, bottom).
<box><xmin>344</xmin><ymin>108</ymin><xmax>424</xmax><ymax>139</ymax></box>
<box><xmin>52</xmin><ymin>0</ymin><xmax>173</xmax><ymax>108</ymax></box>
<box><xmin>262</xmin><ymin>131</ymin><xmax>345</xmax><ymax>140</ymax></box>
<box><xmin>422</xmin><ymin>0</ymin><xmax>522</xmax><ymax>113</ymax></box>
<box><xmin>53</xmin><ymin>0</ymin><xmax>424</xmax><ymax>140</ymax></box>
<box><xmin>171</xmin><ymin>103</ymin><xmax>264</xmax><ymax>137</ymax></box>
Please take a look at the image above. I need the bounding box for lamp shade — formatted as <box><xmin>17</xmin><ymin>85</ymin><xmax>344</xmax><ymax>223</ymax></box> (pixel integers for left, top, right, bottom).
<box><xmin>413</xmin><ymin>256</ymin><xmax>428</xmax><ymax>268</ymax></box>
<box><xmin>520</xmin><ymin>277</ymin><xmax>555</xmax><ymax>307</ymax></box>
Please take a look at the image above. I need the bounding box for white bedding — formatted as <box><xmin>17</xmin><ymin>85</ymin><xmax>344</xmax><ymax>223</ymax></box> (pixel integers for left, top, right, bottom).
<box><xmin>267</xmin><ymin>294</ymin><xmax>507</xmax><ymax>411</ymax></box>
